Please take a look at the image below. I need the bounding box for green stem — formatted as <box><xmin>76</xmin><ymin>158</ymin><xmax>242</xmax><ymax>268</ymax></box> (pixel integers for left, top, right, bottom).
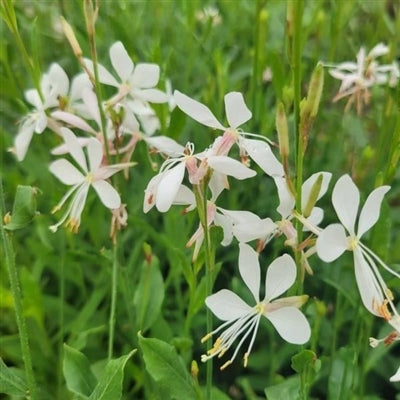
<box><xmin>108</xmin><ymin>243</ymin><xmax>119</xmax><ymax>360</ymax></box>
<box><xmin>1</xmin><ymin>0</ymin><xmax>44</xmax><ymax>101</ymax></box>
<box><xmin>0</xmin><ymin>180</ymin><xmax>37</xmax><ymax>400</ymax></box>
<box><xmin>194</xmin><ymin>182</ymin><xmax>214</xmax><ymax>400</ymax></box>
<box><xmin>291</xmin><ymin>0</ymin><xmax>304</xmax><ymax>293</ymax></box>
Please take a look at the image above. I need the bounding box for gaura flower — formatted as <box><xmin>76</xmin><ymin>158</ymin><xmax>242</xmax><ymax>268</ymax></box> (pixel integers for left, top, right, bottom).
<box><xmin>49</xmin><ymin>128</ymin><xmax>132</xmax><ymax>233</ymax></box>
<box><xmin>327</xmin><ymin>43</ymin><xmax>399</xmax><ymax>114</ymax></box>
<box><xmin>201</xmin><ymin>243</ymin><xmax>310</xmax><ymax>370</ymax></box>
<box><xmin>316</xmin><ymin>174</ymin><xmax>399</xmax><ymax>318</ymax></box>
<box><xmin>174</xmin><ymin>90</ymin><xmax>284</xmax><ymax>176</ymax></box>
<box><xmin>143</xmin><ymin>142</ymin><xmax>256</xmax><ymax>213</ymax></box>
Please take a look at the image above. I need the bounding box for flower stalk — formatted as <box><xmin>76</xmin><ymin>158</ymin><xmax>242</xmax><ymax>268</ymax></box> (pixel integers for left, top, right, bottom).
<box><xmin>0</xmin><ymin>180</ymin><xmax>37</xmax><ymax>400</ymax></box>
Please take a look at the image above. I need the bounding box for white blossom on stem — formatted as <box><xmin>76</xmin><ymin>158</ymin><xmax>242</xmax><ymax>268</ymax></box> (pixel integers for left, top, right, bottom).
<box><xmin>49</xmin><ymin>128</ymin><xmax>132</xmax><ymax>233</ymax></box>
<box><xmin>174</xmin><ymin>90</ymin><xmax>284</xmax><ymax>176</ymax></box>
<box><xmin>201</xmin><ymin>243</ymin><xmax>310</xmax><ymax>370</ymax></box>
<box><xmin>316</xmin><ymin>174</ymin><xmax>399</xmax><ymax>319</ymax></box>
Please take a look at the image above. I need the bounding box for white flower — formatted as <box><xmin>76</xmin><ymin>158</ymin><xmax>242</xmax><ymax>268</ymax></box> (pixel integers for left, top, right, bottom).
<box><xmin>390</xmin><ymin>366</ymin><xmax>400</xmax><ymax>382</ymax></box>
<box><xmin>14</xmin><ymin>63</ymin><xmax>72</xmax><ymax>161</ymax></box>
<box><xmin>143</xmin><ymin>142</ymin><xmax>256</xmax><ymax>213</ymax></box>
<box><xmin>327</xmin><ymin>43</ymin><xmax>399</xmax><ymax>113</ymax></box>
<box><xmin>49</xmin><ymin>128</ymin><xmax>132</xmax><ymax>233</ymax></box>
<box><xmin>316</xmin><ymin>174</ymin><xmax>399</xmax><ymax>318</ymax></box>
<box><xmin>85</xmin><ymin>41</ymin><xmax>167</xmax><ymax>105</ymax></box>
<box><xmin>201</xmin><ymin>243</ymin><xmax>310</xmax><ymax>370</ymax></box>
<box><xmin>174</xmin><ymin>90</ymin><xmax>283</xmax><ymax>176</ymax></box>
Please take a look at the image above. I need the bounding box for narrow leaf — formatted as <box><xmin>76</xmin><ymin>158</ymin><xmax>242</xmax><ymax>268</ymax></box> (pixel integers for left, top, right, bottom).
<box><xmin>0</xmin><ymin>358</ymin><xmax>27</xmax><ymax>396</ymax></box>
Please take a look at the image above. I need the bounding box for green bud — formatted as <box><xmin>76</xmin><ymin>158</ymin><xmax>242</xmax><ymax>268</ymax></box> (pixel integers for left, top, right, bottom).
<box><xmin>276</xmin><ymin>102</ymin><xmax>289</xmax><ymax>157</ymax></box>
<box><xmin>303</xmin><ymin>173</ymin><xmax>323</xmax><ymax>218</ymax></box>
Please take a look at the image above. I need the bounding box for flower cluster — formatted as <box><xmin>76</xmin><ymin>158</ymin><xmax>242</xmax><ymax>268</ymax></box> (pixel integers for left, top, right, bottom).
<box><xmin>13</xmin><ymin>35</ymin><xmax>398</xmax><ymax>380</ymax></box>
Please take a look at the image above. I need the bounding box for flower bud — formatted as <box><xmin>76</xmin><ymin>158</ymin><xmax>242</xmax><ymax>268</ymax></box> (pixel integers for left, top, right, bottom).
<box><xmin>303</xmin><ymin>173</ymin><xmax>323</xmax><ymax>218</ymax></box>
<box><xmin>60</xmin><ymin>17</ymin><xmax>82</xmax><ymax>57</ymax></box>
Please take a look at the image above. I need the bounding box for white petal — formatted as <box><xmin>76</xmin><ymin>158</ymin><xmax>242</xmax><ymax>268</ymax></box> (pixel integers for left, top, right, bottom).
<box><xmin>69</xmin><ymin>73</ymin><xmax>92</xmax><ymax>103</ymax></box>
<box><xmin>49</xmin><ymin>159</ymin><xmax>85</xmax><ymax>185</ymax></box>
<box><xmin>173</xmin><ymin>185</ymin><xmax>195</xmax><ymax>206</ymax></box>
<box><xmin>241</xmin><ymin>138</ymin><xmax>284</xmax><ymax>176</ymax></box>
<box><xmin>233</xmin><ymin>218</ymin><xmax>276</xmax><ymax>243</ymax></box>
<box><xmin>306</xmin><ymin>207</ymin><xmax>323</xmax><ymax>228</ymax></box>
<box><xmin>48</xmin><ymin>63</ymin><xmax>69</xmax><ymax>97</ymax></box>
<box><xmin>264</xmin><ymin>254</ymin><xmax>296</xmax><ymax>301</ymax></box>
<box><xmin>25</xmin><ymin>89</ymin><xmax>42</xmax><ymax>109</ymax></box>
<box><xmin>224</xmin><ymin>92</ymin><xmax>252</xmax><ymax>128</ymax></box>
<box><xmin>357</xmin><ymin>186</ymin><xmax>390</xmax><ymax>238</ymax></box>
<box><xmin>274</xmin><ymin>177</ymin><xmax>295</xmax><ymax>219</ymax></box>
<box><xmin>92</xmin><ymin>180</ymin><xmax>121</xmax><ymax>209</ymax></box>
<box><xmin>87</xmin><ymin>138</ymin><xmax>103</xmax><ymax>172</ymax></box>
<box><xmin>332</xmin><ymin>174</ymin><xmax>359</xmax><ymax>234</ymax></box>
<box><xmin>82</xmin><ymin>88</ymin><xmax>101</xmax><ymax>127</ymax></box>
<box><xmin>207</xmin><ymin>156</ymin><xmax>256</xmax><ymax>180</ymax></box>
<box><xmin>110</xmin><ymin>41</ymin><xmax>134</xmax><ymax>82</ymax></box>
<box><xmin>143</xmin><ymin>173</ymin><xmax>163</xmax><ymax>213</ymax></box>
<box><xmin>238</xmin><ymin>243</ymin><xmax>260</xmax><ymax>302</ymax></box>
<box><xmin>51</xmin><ymin>111</ymin><xmax>97</xmax><ymax>134</ymax></box>
<box><xmin>173</xmin><ymin>90</ymin><xmax>225</xmax><ymax>130</ymax></box>
<box><xmin>316</xmin><ymin>224</ymin><xmax>348</xmax><ymax>262</ymax></box>
<box><xmin>390</xmin><ymin>366</ymin><xmax>400</xmax><ymax>382</ymax></box>
<box><xmin>353</xmin><ymin>248</ymin><xmax>384</xmax><ymax>317</ymax></box>
<box><xmin>301</xmin><ymin>172</ymin><xmax>332</xmax><ymax>210</ymax></box>
<box><xmin>368</xmin><ymin>43</ymin><xmax>389</xmax><ymax>59</ymax></box>
<box><xmin>265</xmin><ymin>307</ymin><xmax>310</xmax><ymax>344</ymax></box>
<box><xmin>131</xmin><ymin>63</ymin><xmax>160</xmax><ymax>88</ymax></box>
<box><xmin>135</xmin><ymin>88</ymin><xmax>168</xmax><ymax>103</ymax></box>
<box><xmin>60</xmin><ymin>128</ymin><xmax>88</xmax><ymax>172</ymax></box>
<box><xmin>15</xmin><ymin>122</ymin><xmax>35</xmax><ymax>161</ymax></box>
<box><xmin>156</xmin><ymin>163</ymin><xmax>185</xmax><ymax>212</ymax></box>
<box><xmin>145</xmin><ymin>136</ymin><xmax>185</xmax><ymax>156</ymax></box>
<box><xmin>83</xmin><ymin>58</ymin><xmax>119</xmax><ymax>87</ymax></box>
<box><xmin>214</xmin><ymin>213</ymin><xmax>234</xmax><ymax>246</ymax></box>
<box><xmin>206</xmin><ymin>289</ymin><xmax>252</xmax><ymax>321</ymax></box>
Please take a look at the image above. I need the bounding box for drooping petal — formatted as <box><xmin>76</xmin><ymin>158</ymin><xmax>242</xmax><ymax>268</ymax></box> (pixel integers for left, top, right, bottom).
<box><xmin>131</xmin><ymin>63</ymin><xmax>160</xmax><ymax>88</ymax></box>
<box><xmin>273</xmin><ymin>177</ymin><xmax>295</xmax><ymax>219</ymax></box>
<box><xmin>264</xmin><ymin>254</ymin><xmax>296</xmax><ymax>302</ymax></box>
<box><xmin>238</xmin><ymin>243</ymin><xmax>260</xmax><ymax>302</ymax></box>
<box><xmin>173</xmin><ymin>185</ymin><xmax>195</xmax><ymax>206</ymax></box>
<box><xmin>49</xmin><ymin>159</ymin><xmax>85</xmax><ymax>185</ymax></box>
<box><xmin>224</xmin><ymin>92</ymin><xmax>252</xmax><ymax>128</ymax></box>
<box><xmin>143</xmin><ymin>173</ymin><xmax>163</xmax><ymax>213</ymax></box>
<box><xmin>110</xmin><ymin>41</ymin><xmax>134</xmax><ymax>82</ymax></box>
<box><xmin>332</xmin><ymin>174</ymin><xmax>359</xmax><ymax>235</ymax></box>
<box><xmin>353</xmin><ymin>247</ymin><xmax>384</xmax><ymax>317</ymax></box>
<box><xmin>51</xmin><ymin>110</ymin><xmax>97</xmax><ymax>134</ymax></box>
<box><xmin>173</xmin><ymin>90</ymin><xmax>225</xmax><ymax>130</ymax></box>
<box><xmin>357</xmin><ymin>185</ymin><xmax>390</xmax><ymax>238</ymax></box>
<box><xmin>240</xmin><ymin>138</ymin><xmax>284</xmax><ymax>177</ymax></box>
<box><xmin>316</xmin><ymin>223</ymin><xmax>348</xmax><ymax>262</ymax></box>
<box><xmin>14</xmin><ymin>122</ymin><xmax>35</xmax><ymax>161</ymax></box>
<box><xmin>206</xmin><ymin>289</ymin><xmax>252</xmax><ymax>321</ymax></box>
<box><xmin>265</xmin><ymin>307</ymin><xmax>310</xmax><ymax>344</ymax></box>
<box><xmin>60</xmin><ymin>128</ymin><xmax>88</xmax><ymax>172</ymax></box>
<box><xmin>156</xmin><ymin>162</ymin><xmax>185</xmax><ymax>212</ymax></box>
<box><xmin>92</xmin><ymin>180</ymin><xmax>121</xmax><ymax>209</ymax></box>
<box><xmin>207</xmin><ymin>155</ymin><xmax>256</xmax><ymax>180</ymax></box>
<box><xmin>87</xmin><ymin>138</ymin><xmax>104</xmax><ymax>172</ymax></box>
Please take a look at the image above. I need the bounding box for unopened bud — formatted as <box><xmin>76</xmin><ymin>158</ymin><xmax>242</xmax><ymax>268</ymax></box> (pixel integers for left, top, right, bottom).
<box><xmin>307</xmin><ymin>62</ymin><xmax>324</xmax><ymax>118</ymax></box>
<box><xmin>276</xmin><ymin>102</ymin><xmax>289</xmax><ymax>158</ymax></box>
<box><xmin>60</xmin><ymin>17</ymin><xmax>82</xmax><ymax>57</ymax></box>
<box><xmin>303</xmin><ymin>173</ymin><xmax>323</xmax><ymax>218</ymax></box>
<box><xmin>190</xmin><ymin>360</ymin><xmax>199</xmax><ymax>381</ymax></box>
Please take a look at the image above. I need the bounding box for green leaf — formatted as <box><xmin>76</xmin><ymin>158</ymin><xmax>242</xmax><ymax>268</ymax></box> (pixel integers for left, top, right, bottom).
<box><xmin>265</xmin><ymin>376</ymin><xmax>300</xmax><ymax>400</ymax></box>
<box><xmin>138</xmin><ymin>333</ymin><xmax>198</xmax><ymax>400</ymax></box>
<box><xmin>63</xmin><ymin>344</ymin><xmax>97</xmax><ymax>398</ymax></box>
<box><xmin>0</xmin><ymin>357</ymin><xmax>27</xmax><ymax>397</ymax></box>
<box><xmin>291</xmin><ymin>350</ymin><xmax>320</xmax><ymax>374</ymax></box>
<box><xmin>133</xmin><ymin>255</ymin><xmax>165</xmax><ymax>332</ymax></box>
<box><xmin>4</xmin><ymin>185</ymin><xmax>38</xmax><ymax>230</ymax></box>
<box><xmin>88</xmin><ymin>349</ymin><xmax>136</xmax><ymax>400</ymax></box>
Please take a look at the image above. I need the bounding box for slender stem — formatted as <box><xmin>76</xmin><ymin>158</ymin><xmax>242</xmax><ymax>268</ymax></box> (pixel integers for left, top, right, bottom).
<box><xmin>194</xmin><ymin>182</ymin><xmax>214</xmax><ymax>400</ymax></box>
<box><xmin>0</xmin><ymin>180</ymin><xmax>37</xmax><ymax>399</ymax></box>
<box><xmin>291</xmin><ymin>0</ymin><xmax>304</xmax><ymax>292</ymax></box>
<box><xmin>108</xmin><ymin>242</ymin><xmax>119</xmax><ymax>360</ymax></box>
<box><xmin>1</xmin><ymin>0</ymin><xmax>44</xmax><ymax>101</ymax></box>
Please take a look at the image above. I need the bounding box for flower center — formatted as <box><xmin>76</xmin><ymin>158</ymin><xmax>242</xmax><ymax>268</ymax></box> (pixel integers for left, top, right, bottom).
<box><xmin>348</xmin><ymin>235</ymin><xmax>359</xmax><ymax>251</ymax></box>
